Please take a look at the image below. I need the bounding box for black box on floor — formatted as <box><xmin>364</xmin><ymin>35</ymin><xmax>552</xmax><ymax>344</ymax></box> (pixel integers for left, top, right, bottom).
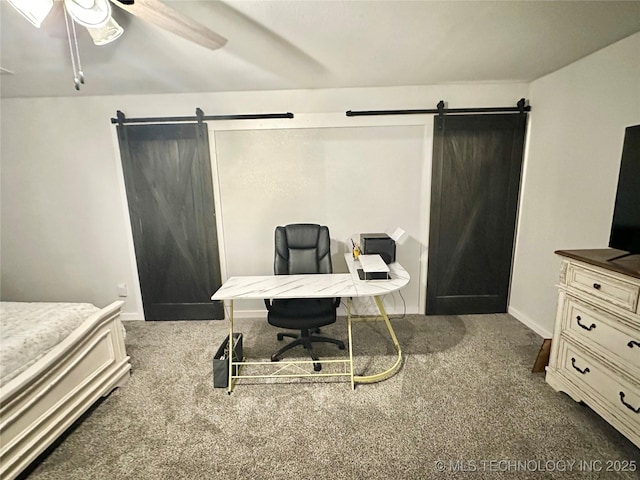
<box><xmin>213</xmin><ymin>333</ymin><xmax>243</xmax><ymax>388</ymax></box>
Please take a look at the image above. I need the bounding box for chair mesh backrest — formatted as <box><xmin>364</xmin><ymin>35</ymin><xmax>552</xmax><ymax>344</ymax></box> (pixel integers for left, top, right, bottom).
<box><xmin>274</xmin><ymin>224</ymin><xmax>333</xmax><ymax>275</ymax></box>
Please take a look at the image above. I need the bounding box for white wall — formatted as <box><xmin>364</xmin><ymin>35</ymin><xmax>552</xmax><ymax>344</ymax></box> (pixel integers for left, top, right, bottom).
<box><xmin>1</xmin><ymin>84</ymin><xmax>527</xmax><ymax>319</ymax></box>
<box><xmin>509</xmin><ymin>33</ymin><xmax>640</xmax><ymax>337</ymax></box>
<box><xmin>214</xmin><ymin>125</ymin><xmax>426</xmax><ymax>316</ymax></box>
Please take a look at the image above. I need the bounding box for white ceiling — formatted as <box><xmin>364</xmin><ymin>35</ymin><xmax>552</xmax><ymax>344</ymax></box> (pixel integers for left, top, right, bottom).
<box><xmin>1</xmin><ymin>0</ymin><xmax>639</xmax><ymax>99</ymax></box>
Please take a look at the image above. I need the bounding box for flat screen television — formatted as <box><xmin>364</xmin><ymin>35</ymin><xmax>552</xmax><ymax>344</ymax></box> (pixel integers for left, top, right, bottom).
<box><xmin>608</xmin><ymin>124</ymin><xmax>640</xmax><ymax>255</ymax></box>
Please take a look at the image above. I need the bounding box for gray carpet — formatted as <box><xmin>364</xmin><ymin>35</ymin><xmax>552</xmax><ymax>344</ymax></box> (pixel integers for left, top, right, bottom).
<box><xmin>25</xmin><ymin>314</ymin><xmax>639</xmax><ymax>479</ymax></box>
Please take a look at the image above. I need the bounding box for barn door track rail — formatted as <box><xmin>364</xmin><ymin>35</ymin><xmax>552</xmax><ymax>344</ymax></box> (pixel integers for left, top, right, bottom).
<box><xmin>111</xmin><ymin>108</ymin><xmax>294</xmax><ymax>125</ymax></box>
<box><xmin>345</xmin><ymin>99</ymin><xmax>530</xmax><ymax>117</ymax></box>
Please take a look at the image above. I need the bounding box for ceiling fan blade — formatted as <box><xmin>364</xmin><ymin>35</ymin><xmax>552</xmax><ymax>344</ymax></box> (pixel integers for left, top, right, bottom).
<box><xmin>109</xmin><ymin>0</ymin><xmax>227</xmax><ymax>51</ymax></box>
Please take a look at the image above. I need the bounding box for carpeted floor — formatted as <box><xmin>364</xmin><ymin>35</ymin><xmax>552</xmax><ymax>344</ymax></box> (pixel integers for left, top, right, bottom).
<box><xmin>24</xmin><ymin>314</ymin><xmax>639</xmax><ymax>479</ymax></box>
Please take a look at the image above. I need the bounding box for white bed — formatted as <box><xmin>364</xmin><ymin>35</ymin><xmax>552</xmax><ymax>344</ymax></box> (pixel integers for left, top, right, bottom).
<box><xmin>0</xmin><ymin>300</ymin><xmax>131</xmax><ymax>479</ymax></box>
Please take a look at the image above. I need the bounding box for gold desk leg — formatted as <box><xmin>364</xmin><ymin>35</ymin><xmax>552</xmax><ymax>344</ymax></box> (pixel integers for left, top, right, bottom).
<box><xmin>227</xmin><ymin>299</ymin><xmax>235</xmax><ymax>395</ymax></box>
<box><xmin>353</xmin><ymin>295</ymin><xmax>403</xmax><ymax>384</ymax></box>
<box><xmin>347</xmin><ymin>298</ymin><xmax>355</xmax><ymax>390</ymax></box>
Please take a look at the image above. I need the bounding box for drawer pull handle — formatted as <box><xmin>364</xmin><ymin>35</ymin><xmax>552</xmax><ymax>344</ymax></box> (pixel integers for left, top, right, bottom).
<box><xmin>592</xmin><ymin>283</ymin><xmax>601</xmax><ymax>290</ymax></box>
<box><xmin>628</xmin><ymin>340</ymin><xmax>640</xmax><ymax>349</ymax></box>
<box><xmin>571</xmin><ymin>357</ymin><xmax>590</xmax><ymax>375</ymax></box>
<box><xmin>576</xmin><ymin>316</ymin><xmax>596</xmax><ymax>331</ymax></box>
<box><xmin>619</xmin><ymin>392</ymin><xmax>640</xmax><ymax>414</ymax></box>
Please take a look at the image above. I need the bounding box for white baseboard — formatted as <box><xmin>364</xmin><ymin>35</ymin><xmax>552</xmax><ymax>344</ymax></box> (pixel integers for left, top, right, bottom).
<box><xmin>507</xmin><ymin>306</ymin><xmax>552</xmax><ymax>339</ymax></box>
<box><xmin>120</xmin><ymin>313</ymin><xmax>144</xmax><ymax>321</ymax></box>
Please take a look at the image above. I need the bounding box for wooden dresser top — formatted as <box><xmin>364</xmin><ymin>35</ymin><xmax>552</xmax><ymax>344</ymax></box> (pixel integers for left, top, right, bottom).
<box><xmin>555</xmin><ymin>249</ymin><xmax>640</xmax><ymax>279</ymax></box>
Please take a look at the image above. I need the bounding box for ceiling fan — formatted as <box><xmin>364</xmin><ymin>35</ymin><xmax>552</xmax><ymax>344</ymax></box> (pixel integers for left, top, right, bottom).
<box><xmin>7</xmin><ymin>0</ymin><xmax>228</xmax><ymax>89</ymax></box>
<box><xmin>109</xmin><ymin>0</ymin><xmax>227</xmax><ymax>50</ymax></box>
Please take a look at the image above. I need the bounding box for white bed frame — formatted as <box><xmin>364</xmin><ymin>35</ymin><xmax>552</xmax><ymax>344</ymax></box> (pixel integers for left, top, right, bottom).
<box><xmin>0</xmin><ymin>301</ymin><xmax>131</xmax><ymax>479</ymax></box>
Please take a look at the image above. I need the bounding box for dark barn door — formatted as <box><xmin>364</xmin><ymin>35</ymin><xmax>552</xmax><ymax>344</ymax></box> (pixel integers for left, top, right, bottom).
<box><xmin>117</xmin><ymin>123</ymin><xmax>223</xmax><ymax>320</ymax></box>
<box><xmin>426</xmin><ymin>113</ymin><xmax>527</xmax><ymax>315</ymax></box>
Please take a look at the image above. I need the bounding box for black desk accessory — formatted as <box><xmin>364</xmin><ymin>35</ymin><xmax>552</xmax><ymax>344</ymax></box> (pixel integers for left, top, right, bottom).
<box><xmin>360</xmin><ymin>233</ymin><xmax>396</xmax><ymax>264</ymax></box>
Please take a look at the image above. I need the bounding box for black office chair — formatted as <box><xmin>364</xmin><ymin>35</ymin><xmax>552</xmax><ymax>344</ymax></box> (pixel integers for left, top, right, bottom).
<box><xmin>264</xmin><ymin>224</ymin><xmax>345</xmax><ymax>371</ymax></box>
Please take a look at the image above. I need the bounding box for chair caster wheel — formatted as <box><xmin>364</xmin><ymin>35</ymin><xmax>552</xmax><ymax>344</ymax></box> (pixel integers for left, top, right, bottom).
<box><xmin>277</xmin><ymin>334</ymin><xmax>284</xmax><ymax>341</ymax></box>
<box><xmin>270</xmin><ymin>355</ymin><xmax>280</xmax><ymax>362</ymax></box>
<box><xmin>313</xmin><ymin>363</ymin><xmax>322</xmax><ymax>372</ymax></box>
<box><xmin>338</xmin><ymin>344</ymin><xmax>346</xmax><ymax>350</ymax></box>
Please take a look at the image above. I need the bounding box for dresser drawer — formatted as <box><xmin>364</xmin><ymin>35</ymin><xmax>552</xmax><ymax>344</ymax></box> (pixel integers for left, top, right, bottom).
<box><xmin>562</xmin><ymin>296</ymin><xmax>640</xmax><ymax>371</ymax></box>
<box><xmin>559</xmin><ymin>341</ymin><xmax>640</xmax><ymax>429</ymax></box>
<box><xmin>566</xmin><ymin>263</ymin><xmax>639</xmax><ymax>313</ymax></box>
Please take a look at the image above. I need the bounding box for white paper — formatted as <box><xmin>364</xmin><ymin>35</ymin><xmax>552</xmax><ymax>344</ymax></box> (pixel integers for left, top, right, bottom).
<box><xmin>390</xmin><ymin>227</ymin><xmax>406</xmax><ymax>243</ymax></box>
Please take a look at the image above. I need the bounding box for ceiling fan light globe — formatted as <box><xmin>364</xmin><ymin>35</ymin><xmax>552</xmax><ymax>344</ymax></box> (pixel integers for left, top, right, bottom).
<box><xmin>64</xmin><ymin>0</ymin><xmax>112</xmax><ymax>28</ymax></box>
<box><xmin>87</xmin><ymin>17</ymin><xmax>124</xmax><ymax>45</ymax></box>
<box><xmin>7</xmin><ymin>0</ymin><xmax>54</xmax><ymax>28</ymax></box>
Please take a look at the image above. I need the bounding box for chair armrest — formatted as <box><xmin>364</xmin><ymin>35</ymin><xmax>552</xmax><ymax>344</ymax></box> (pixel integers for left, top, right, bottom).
<box><xmin>264</xmin><ymin>299</ymin><xmax>272</xmax><ymax>311</ymax></box>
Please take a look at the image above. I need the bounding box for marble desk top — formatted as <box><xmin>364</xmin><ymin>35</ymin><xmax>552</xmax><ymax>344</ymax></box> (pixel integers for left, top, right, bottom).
<box><xmin>211</xmin><ymin>254</ymin><xmax>410</xmax><ymax>301</ymax></box>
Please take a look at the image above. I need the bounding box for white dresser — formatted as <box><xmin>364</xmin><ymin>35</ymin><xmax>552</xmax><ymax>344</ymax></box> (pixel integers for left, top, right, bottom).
<box><xmin>546</xmin><ymin>249</ymin><xmax>640</xmax><ymax>448</ymax></box>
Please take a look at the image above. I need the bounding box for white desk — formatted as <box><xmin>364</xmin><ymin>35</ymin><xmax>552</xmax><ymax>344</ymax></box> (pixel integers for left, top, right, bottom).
<box><xmin>211</xmin><ymin>253</ymin><xmax>409</xmax><ymax>392</ymax></box>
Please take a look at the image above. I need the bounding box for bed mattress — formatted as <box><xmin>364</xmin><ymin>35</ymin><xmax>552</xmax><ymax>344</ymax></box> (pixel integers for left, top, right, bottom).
<box><xmin>0</xmin><ymin>302</ymin><xmax>100</xmax><ymax>387</ymax></box>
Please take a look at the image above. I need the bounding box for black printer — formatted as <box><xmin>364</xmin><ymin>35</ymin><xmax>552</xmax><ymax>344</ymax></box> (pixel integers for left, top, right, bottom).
<box><xmin>360</xmin><ymin>233</ymin><xmax>396</xmax><ymax>264</ymax></box>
